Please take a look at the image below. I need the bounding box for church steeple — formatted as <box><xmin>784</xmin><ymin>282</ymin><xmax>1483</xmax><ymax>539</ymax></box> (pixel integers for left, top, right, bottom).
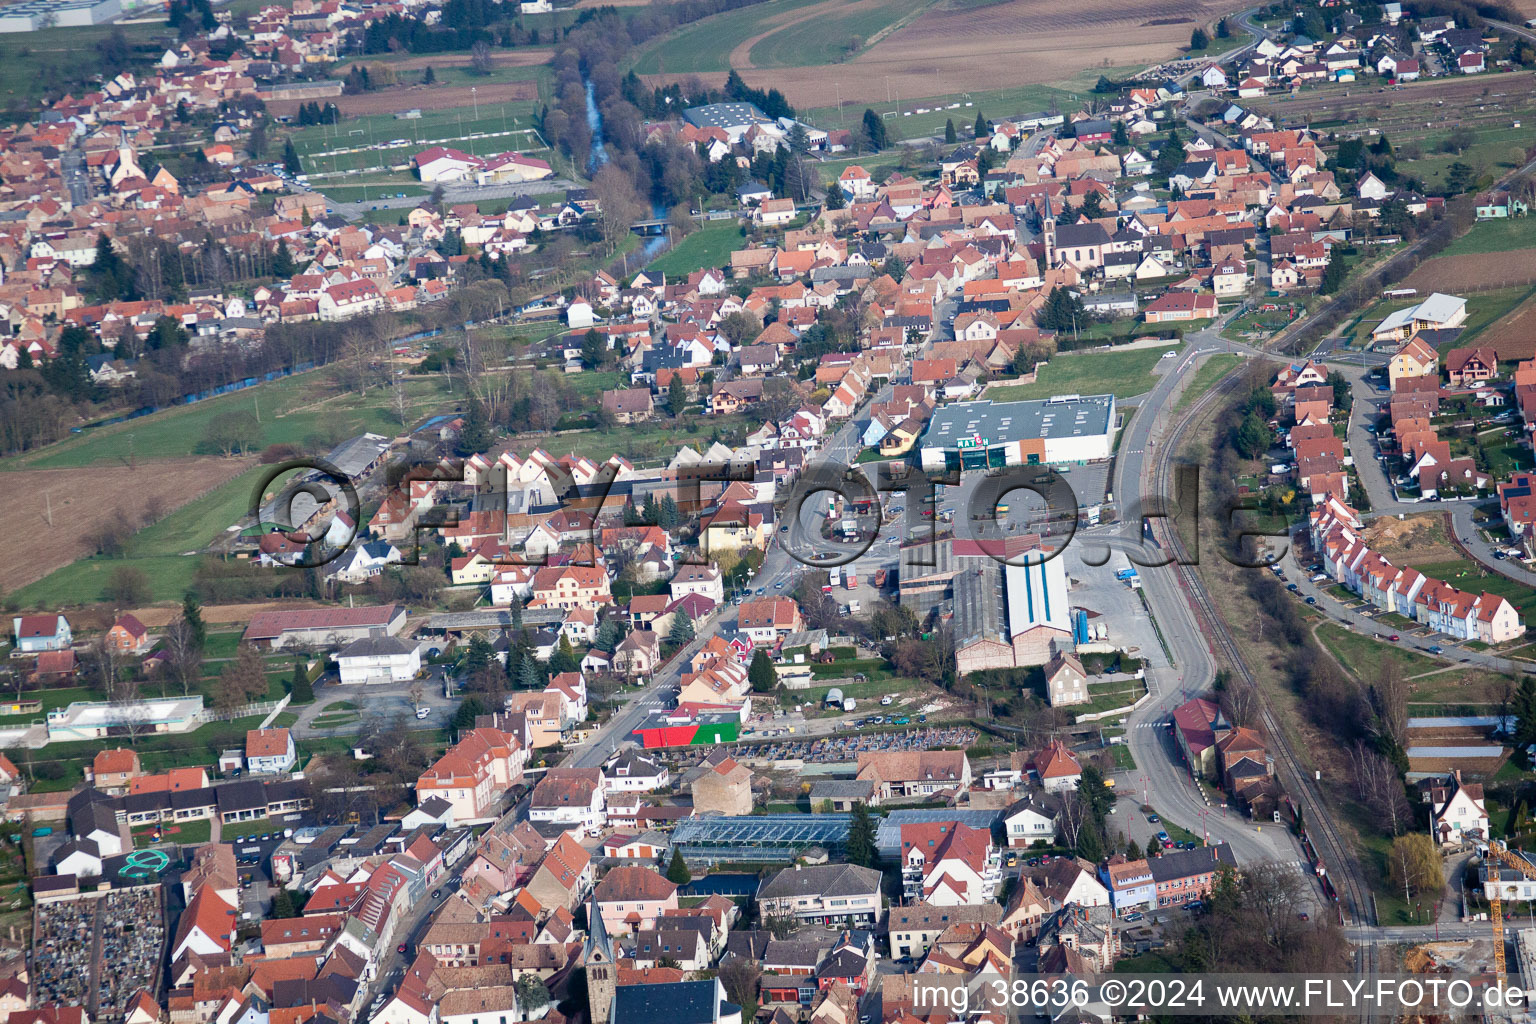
<box><xmin>584</xmin><ymin>897</ymin><xmax>616</xmax><ymax>1024</ymax></box>
<box><xmin>583</xmin><ymin>896</ymin><xmax>613</xmax><ymax>963</ymax></box>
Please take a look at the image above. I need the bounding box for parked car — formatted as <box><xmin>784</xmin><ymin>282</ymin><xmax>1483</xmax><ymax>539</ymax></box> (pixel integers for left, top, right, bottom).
<box><xmin>1427</xmin><ymin>644</ymin><xmax>1444</xmax><ymax>654</ymax></box>
<box><xmin>1305</xmin><ymin>597</ymin><xmax>1316</xmax><ymax>605</ymax></box>
<box><xmin>1157</xmin><ymin>830</ymin><xmax>1171</xmax><ymax>844</ymax></box>
<box><xmin>1388</xmin><ymin>634</ymin><xmax>1400</xmax><ymax>642</ymax></box>
<box><xmin>1286</xmin><ymin>583</ymin><xmax>1299</xmax><ymax>592</ymax></box>
<box><xmin>1147</xmin><ymin>813</ymin><xmax>1160</xmax><ymax>823</ymax></box>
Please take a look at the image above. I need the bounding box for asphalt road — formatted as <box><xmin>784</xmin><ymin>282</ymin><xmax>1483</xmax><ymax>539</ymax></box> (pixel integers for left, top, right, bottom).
<box><xmin>1100</xmin><ymin>315</ymin><xmax>1304</xmax><ymax>869</ymax></box>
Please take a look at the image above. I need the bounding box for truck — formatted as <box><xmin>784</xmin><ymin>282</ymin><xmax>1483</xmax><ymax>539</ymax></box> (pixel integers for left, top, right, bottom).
<box><xmin>843</xmin><ymin>698</ymin><xmax>857</xmax><ymax>712</ymax></box>
<box><xmin>845</xmin><ymin>573</ymin><xmax>857</xmax><ymax>590</ymax></box>
<box><xmin>828</xmin><ymin>566</ymin><xmax>841</xmax><ymax>587</ymax></box>
<box><xmin>1115</xmin><ymin>567</ymin><xmax>1139</xmax><ymax>581</ymax></box>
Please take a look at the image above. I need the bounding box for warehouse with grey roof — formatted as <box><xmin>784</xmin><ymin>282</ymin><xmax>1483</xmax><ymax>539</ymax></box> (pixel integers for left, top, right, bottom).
<box><xmin>919</xmin><ymin>395</ymin><xmax>1117</xmax><ymax>472</ymax></box>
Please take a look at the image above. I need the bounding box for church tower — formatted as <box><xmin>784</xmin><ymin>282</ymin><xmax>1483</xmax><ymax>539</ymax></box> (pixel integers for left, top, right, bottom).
<box><xmin>1042</xmin><ymin>210</ymin><xmax>1058</xmax><ymax>268</ymax></box>
<box><xmin>583</xmin><ymin>898</ymin><xmax>616</xmax><ymax>1024</ymax></box>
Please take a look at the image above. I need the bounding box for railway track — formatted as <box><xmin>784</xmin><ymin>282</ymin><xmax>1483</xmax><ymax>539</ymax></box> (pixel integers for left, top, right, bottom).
<box><xmin>1145</xmin><ymin>363</ymin><xmax>1377</xmax><ymax>928</ymax></box>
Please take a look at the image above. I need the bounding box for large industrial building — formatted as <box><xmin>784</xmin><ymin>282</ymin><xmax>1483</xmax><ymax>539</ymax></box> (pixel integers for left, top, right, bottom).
<box><xmin>0</xmin><ymin>0</ymin><xmax>120</xmax><ymax>31</ymax></box>
<box><xmin>952</xmin><ymin>555</ymin><xmax>1073</xmax><ymax>675</ymax></box>
<box><xmin>919</xmin><ymin>395</ymin><xmax>1117</xmax><ymax>472</ymax></box>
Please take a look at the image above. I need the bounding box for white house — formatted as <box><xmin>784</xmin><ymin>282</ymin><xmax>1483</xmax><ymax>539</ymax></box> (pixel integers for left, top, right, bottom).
<box><xmin>602</xmin><ymin>750</ymin><xmax>670</xmax><ymax>793</ymax></box>
<box><xmin>335</xmin><ymin>635</ymin><xmax>422</xmax><ymax>684</ymax></box>
<box><xmin>1428</xmin><ymin>771</ymin><xmax>1488</xmax><ymax>847</ymax></box>
<box><xmin>245</xmin><ymin>728</ymin><xmax>297</xmax><ymax>774</ymax></box>
<box><xmin>1002</xmin><ymin>793</ymin><xmax>1058</xmax><ymax>848</ymax></box>
<box><xmin>529</xmin><ymin>767</ymin><xmax>606</xmax><ymax>834</ymax></box>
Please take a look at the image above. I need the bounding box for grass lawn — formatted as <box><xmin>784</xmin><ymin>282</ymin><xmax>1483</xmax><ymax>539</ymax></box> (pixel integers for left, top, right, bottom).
<box><xmin>1448</xmin><ymin>285</ymin><xmax>1536</xmax><ymax>348</ymax></box>
<box><xmin>133</xmin><ymin>817</ymin><xmax>212</xmax><ymax>848</ymax></box>
<box><xmin>1440</xmin><ymin>218</ymin><xmax>1536</xmax><ymax>257</ymax></box>
<box><xmin>13</xmin><ymin>714</ymin><xmax>269</xmax><ymax>792</ymax></box>
<box><xmin>13</xmin><ymin>555</ymin><xmax>201</xmax><ymax>609</ymax></box>
<box><xmin>799</xmin><ymin>80</ymin><xmax>1084</xmax><ymax>140</ymax></box>
<box><xmin>1414</xmin><ymin>556</ymin><xmax>1536</xmax><ymax>623</ymax></box>
<box><xmin>986</xmin><ymin>342</ymin><xmax>1183</xmax><ymax>401</ymax></box>
<box><xmin>0</xmin><ymin>20</ymin><xmax>169</xmax><ymax>109</ymax></box>
<box><xmin>1173</xmin><ymin>354</ymin><xmax>1243</xmax><ymax>415</ymax></box>
<box><xmin>1075</xmin><ymin>678</ymin><xmax>1148</xmax><ymax>719</ymax></box>
<box><xmin>1316</xmin><ymin>622</ymin><xmax>1441</xmax><ymax>679</ymax></box>
<box><xmin>1110</xmin><ymin>743</ymin><xmax>1136</xmax><ymax>771</ymax></box>
<box><xmin>646</xmin><ymin>220</ymin><xmax>746</xmax><ymax>277</ymax></box>
<box><xmin>18</xmin><ymin>371</ymin><xmax>456</xmax><ymax>470</ymax></box>
<box><xmin>223</xmin><ymin>816</ymin><xmax>282</xmax><ymax>842</ymax></box>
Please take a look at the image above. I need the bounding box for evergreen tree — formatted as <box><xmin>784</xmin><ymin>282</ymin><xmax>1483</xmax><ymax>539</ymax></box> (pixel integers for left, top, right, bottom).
<box><xmin>1234</xmin><ymin>411</ymin><xmax>1270</xmax><ymax>459</ymax></box>
<box><xmin>1216</xmin><ymin>16</ymin><xmax>1230</xmax><ymax>37</ymax></box>
<box><xmin>283</xmin><ymin>137</ymin><xmax>302</xmax><ymax>176</ymax></box>
<box><xmin>973</xmin><ymin>111</ymin><xmax>987</xmax><ymax>138</ymax></box>
<box><xmin>289</xmin><ymin>659</ymin><xmax>313</xmax><ymax>703</ymax></box>
<box><xmin>642</xmin><ymin>494</ymin><xmax>660</xmax><ymax>526</ymax></box>
<box><xmin>273</xmin><ymin>239</ymin><xmax>296</xmax><ymax>278</ymax></box>
<box><xmin>551</xmin><ymin>635</ymin><xmax>580</xmax><ymax>675</ymax></box>
<box><xmin>462</xmin><ymin>635</ymin><xmax>495</xmax><ymax>676</ymax></box>
<box><xmin>271</xmin><ymin>888</ymin><xmax>296</xmax><ymax>918</ymax></box>
<box><xmin>452</xmin><ymin>696</ymin><xmax>487</xmax><ymax>732</ymax></box>
<box><xmin>594</xmin><ymin>618</ymin><xmax>620</xmax><ymax>653</ymax></box>
<box><xmin>861</xmin><ymin>109</ymin><xmax>889</xmax><ymax>151</ymax></box>
<box><xmin>944</xmin><ymin>119</ymin><xmax>957</xmax><ymax>144</ymax></box>
<box><xmin>668</xmin><ymin>373</ymin><xmax>689</xmax><ymax>417</ymax></box>
<box><xmin>457</xmin><ymin>399</ymin><xmax>493</xmax><ymax>456</ymax></box>
<box><xmin>749</xmin><ymin>649</ymin><xmax>776</xmax><ymax>693</ymax></box>
<box><xmin>658</xmin><ymin>495</ymin><xmax>680</xmax><ymax>531</ymax></box>
<box><xmin>1320</xmin><ymin>247</ymin><xmax>1347</xmax><ymax>294</ymax></box>
<box><xmin>824</xmin><ymin>186</ymin><xmax>846</xmax><ymax>211</ymax></box>
<box><xmin>666</xmin><ymin>847</ymin><xmax>692</xmax><ymax>884</ymax></box>
<box><xmin>182</xmin><ymin>593</ymin><xmax>206</xmax><ymax>650</ymax></box>
<box><xmin>1113</xmin><ymin>121</ymin><xmax>1129</xmax><ymax>147</ymax></box>
<box><xmin>1190</xmin><ymin>26</ymin><xmax>1210</xmax><ymax>49</ymax></box>
<box><xmin>519</xmin><ymin>655</ymin><xmax>542</xmax><ymax>690</ymax></box>
<box><xmin>668</xmin><ymin>610</ymin><xmax>695</xmax><ymax>645</ymax></box>
<box><xmin>422</xmin><ymin>65</ymin><xmax>436</xmax><ymax>85</ymax></box>
<box><xmin>581</xmin><ymin>328</ymin><xmax>605</xmax><ymax>368</ymax></box>
<box><xmin>846</xmin><ymin>802</ymin><xmax>877</xmax><ymax>867</ymax></box>
<box><xmin>1515</xmin><ymin>677</ymin><xmax>1536</xmax><ymax>752</ymax></box>
<box><xmin>1079</xmin><ymin>190</ymin><xmax>1104</xmax><ymax>222</ymax></box>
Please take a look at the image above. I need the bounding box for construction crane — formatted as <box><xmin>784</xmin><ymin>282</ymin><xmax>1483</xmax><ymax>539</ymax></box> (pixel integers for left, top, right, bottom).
<box><xmin>1485</xmin><ymin>840</ymin><xmax>1536</xmax><ymax>980</ymax></box>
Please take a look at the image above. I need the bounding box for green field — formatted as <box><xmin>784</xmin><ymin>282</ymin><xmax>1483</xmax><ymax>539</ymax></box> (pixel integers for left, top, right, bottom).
<box><xmin>985</xmin><ymin>342</ymin><xmax>1184</xmax><ymax>402</ymax></box>
<box><xmin>287</xmin><ymin>89</ymin><xmax>547</xmax><ymax>163</ymax></box>
<box><xmin>745</xmin><ymin>0</ymin><xmax>931</xmax><ymax>68</ymax></box>
<box><xmin>1172</xmin><ymin>354</ymin><xmax>1244</xmax><ymax>415</ymax></box>
<box><xmin>1439</xmin><ymin>217</ymin><xmax>1536</xmax><ymax>258</ymax></box>
<box><xmin>630</xmin><ymin>0</ymin><xmax>827</xmax><ymax>75</ymax></box>
<box><xmin>17</xmin><ymin>371</ymin><xmax>456</xmax><ymax>470</ymax></box>
<box><xmin>798</xmin><ymin>77</ymin><xmax>1106</xmax><ymax>141</ymax></box>
<box><xmin>646</xmin><ymin>219</ymin><xmax>747</xmax><ymax>276</ymax></box>
<box><xmin>0</xmin><ymin>20</ymin><xmax>168</xmax><ymax>110</ymax></box>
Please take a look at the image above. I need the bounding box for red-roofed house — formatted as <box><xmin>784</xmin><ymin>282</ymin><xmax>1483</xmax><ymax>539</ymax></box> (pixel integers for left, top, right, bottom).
<box><xmin>900</xmin><ymin>821</ymin><xmax>1001</xmax><ymax>906</ymax></box>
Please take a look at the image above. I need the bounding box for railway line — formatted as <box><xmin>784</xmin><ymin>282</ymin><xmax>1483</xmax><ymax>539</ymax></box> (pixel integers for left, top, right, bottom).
<box><xmin>1144</xmin><ymin>362</ymin><xmax>1377</xmax><ymax>928</ymax></box>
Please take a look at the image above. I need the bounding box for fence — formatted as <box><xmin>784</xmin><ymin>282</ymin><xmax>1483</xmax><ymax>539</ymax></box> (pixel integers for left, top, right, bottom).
<box><xmin>197</xmin><ymin>693</ymin><xmax>291</xmax><ymax>726</ymax></box>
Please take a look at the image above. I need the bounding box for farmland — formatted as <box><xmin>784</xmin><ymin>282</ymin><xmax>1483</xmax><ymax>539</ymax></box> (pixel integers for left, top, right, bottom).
<box><xmin>634</xmin><ymin>0</ymin><xmax>1233</xmax><ymax>108</ymax></box>
<box><xmin>1401</xmin><ymin>251</ymin><xmax>1536</xmax><ymax>296</ymax></box>
<box><xmin>1475</xmin><ymin>288</ymin><xmax>1536</xmax><ymax>363</ymax></box>
<box><xmin>1250</xmin><ymin>71</ymin><xmax>1536</xmax><ymax>191</ymax></box>
<box><xmin>0</xmin><ymin>459</ymin><xmax>253</xmax><ymax>596</ymax></box>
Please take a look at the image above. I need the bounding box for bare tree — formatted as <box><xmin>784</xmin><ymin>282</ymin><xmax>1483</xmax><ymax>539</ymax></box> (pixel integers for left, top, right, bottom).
<box><xmin>163</xmin><ymin>619</ymin><xmax>204</xmax><ymax>697</ymax></box>
<box><xmin>1055</xmin><ymin>786</ymin><xmax>1089</xmax><ymax>850</ymax></box>
<box><xmin>1367</xmin><ymin>660</ymin><xmax>1408</xmax><ymax>754</ymax></box>
<box><xmin>469</xmin><ymin>40</ymin><xmax>494</xmax><ymax>75</ymax></box>
<box><xmin>591</xmin><ymin>164</ymin><xmax>644</xmax><ymax>253</ymax></box>
<box><xmin>1219</xmin><ymin>676</ymin><xmax>1261</xmax><ymax>727</ymax></box>
<box><xmin>1349</xmin><ymin>741</ymin><xmax>1411</xmax><ymax>836</ymax></box>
